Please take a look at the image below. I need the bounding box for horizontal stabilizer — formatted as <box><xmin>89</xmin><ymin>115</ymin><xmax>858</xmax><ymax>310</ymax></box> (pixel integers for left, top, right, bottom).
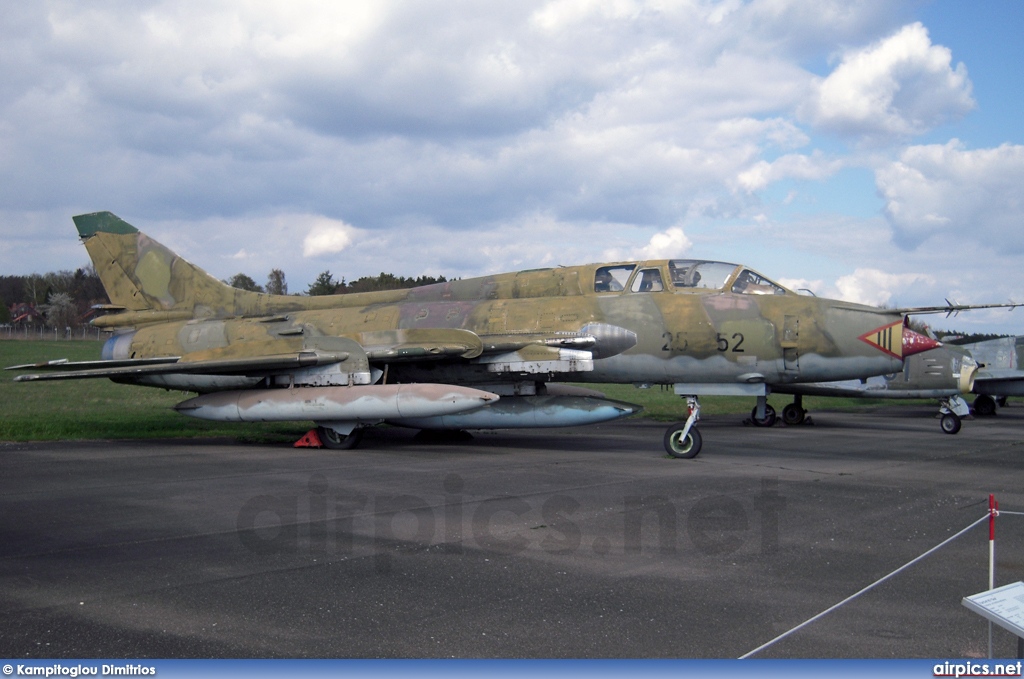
<box><xmin>11</xmin><ymin>352</ymin><xmax>349</xmax><ymax>382</ymax></box>
<box><xmin>6</xmin><ymin>357</ymin><xmax>179</xmax><ymax>372</ymax></box>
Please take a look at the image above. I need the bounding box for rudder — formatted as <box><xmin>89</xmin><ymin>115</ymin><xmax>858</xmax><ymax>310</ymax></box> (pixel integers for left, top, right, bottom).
<box><xmin>73</xmin><ymin>211</ymin><xmax>255</xmax><ymax>317</ymax></box>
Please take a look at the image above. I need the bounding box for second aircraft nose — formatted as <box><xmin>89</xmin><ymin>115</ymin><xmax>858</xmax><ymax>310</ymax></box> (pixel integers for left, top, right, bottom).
<box><xmin>858</xmin><ymin>320</ymin><xmax>942</xmax><ymax>358</ymax></box>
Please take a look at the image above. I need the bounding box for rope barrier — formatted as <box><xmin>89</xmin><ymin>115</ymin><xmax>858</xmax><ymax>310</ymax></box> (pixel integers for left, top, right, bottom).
<box><xmin>740</xmin><ymin>512</ymin><xmax>991</xmax><ymax>659</ymax></box>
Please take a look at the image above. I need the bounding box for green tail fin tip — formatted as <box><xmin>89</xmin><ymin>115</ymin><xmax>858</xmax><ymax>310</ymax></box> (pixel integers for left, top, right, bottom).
<box><xmin>73</xmin><ymin>212</ymin><xmax>139</xmax><ymax>238</ymax></box>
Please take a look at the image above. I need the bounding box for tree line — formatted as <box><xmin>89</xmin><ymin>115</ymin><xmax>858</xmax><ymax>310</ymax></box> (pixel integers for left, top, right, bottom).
<box><xmin>1</xmin><ymin>268</ymin><xmax>107</xmax><ymax>328</ymax></box>
<box><xmin>228</xmin><ymin>269</ymin><xmax>447</xmax><ymax>296</ymax></box>
<box><xmin>1</xmin><ymin>267</ymin><xmax>448</xmax><ymax>328</ymax></box>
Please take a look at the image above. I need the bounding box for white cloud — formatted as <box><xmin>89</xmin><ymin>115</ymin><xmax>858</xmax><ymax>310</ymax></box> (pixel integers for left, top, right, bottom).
<box><xmin>804</xmin><ymin>22</ymin><xmax>974</xmax><ymax>140</ymax></box>
<box><xmin>633</xmin><ymin>227</ymin><xmax>693</xmax><ymax>260</ymax></box>
<box><xmin>303</xmin><ymin>218</ymin><xmax>358</xmax><ymax>257</ymax></box>
<box><xmin>877</xmin><ymin>140</ymin><xmax>1024</xmax><ymax>251</ymax></box>
<box><xmin>736</xmin><ymin>150</ymin><xmax>843</xmax><ymax>192</ymax></box>
<box><xmin>831</xmin><ymin>267</ymin><xmax>934</xmax><ymax>306</ymax></box>
<box><xmin>530</xmin><ymin>0</ymin><xmax>640</xmax><ymax>31</ymax></box>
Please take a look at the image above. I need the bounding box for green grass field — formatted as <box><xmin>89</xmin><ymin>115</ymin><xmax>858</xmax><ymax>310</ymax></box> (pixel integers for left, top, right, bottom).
<box><xmin>0</xmin><ymin>340</ymin><xmax>307</xmax><ymax>442</ymax></box>
<box><xmin>0</xmin><ymin>339</ymin><xmax>925</xmax><ymax>442</ymax></box>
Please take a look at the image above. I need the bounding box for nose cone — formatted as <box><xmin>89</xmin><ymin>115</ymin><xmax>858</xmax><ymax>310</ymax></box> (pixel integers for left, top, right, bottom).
<box><xmin>902</xmin><ymin>327</ymin><xmax>942</xmax><ymax>357</ymax></box>
<box><xmin>858</xmin><ymin>320</ymin><xmax>941</xmax><ymax>358</ymax></box>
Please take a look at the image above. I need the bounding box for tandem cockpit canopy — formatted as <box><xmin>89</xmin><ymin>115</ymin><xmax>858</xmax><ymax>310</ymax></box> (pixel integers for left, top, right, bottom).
<box><xmin>593</xmin><ymin>260</ymin><xmax>790</xmax><ymax>295</ymax></box>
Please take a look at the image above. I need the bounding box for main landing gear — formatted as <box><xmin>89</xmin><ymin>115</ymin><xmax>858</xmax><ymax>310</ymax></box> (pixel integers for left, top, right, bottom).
<box><xmin>749</xmin><ymin>394</ymin><xmax>810</xmax><ymax>427</ymax></box>
<box><xmin>755</xmin><ymin>395</ymin><xmax>809</xmax><ymax>427</ymax></box>
<box><xmin>972</xmin><ymin>394</ymin><xmax>1001</xmax><ymax>417</ymax></box>
<box><xmin>782</xmin><ymin>395</ymin><xmax>807</xmax><ymax>425</ymax></box>
<box><xmin>318</xmin><ymin>425</ymin><xmax>364</xmax><ymax>449</ymax></box>
<box><xmin>664</xmin><ymin>396</ymin><xmax>702</xmax><ymax>459</ymax></box>
<box><xmin>750</xmin><ymin>403</ymin><xmax>777</xmax><ymax>427</ymax></box>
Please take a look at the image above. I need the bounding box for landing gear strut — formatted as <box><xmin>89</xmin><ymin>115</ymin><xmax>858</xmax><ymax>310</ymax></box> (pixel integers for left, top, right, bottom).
<box><xmin>664</xmin><ymin>396</ymin><xmax>702</xmax><ymax>459</ymax></box>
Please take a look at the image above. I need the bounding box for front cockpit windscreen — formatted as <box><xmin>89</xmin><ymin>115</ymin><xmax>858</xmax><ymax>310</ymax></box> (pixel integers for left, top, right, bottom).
<box><xmin>668</xmin><ymin>260</ymin><xmax>739</xmax><ymax>290</ymax></box>
<box><xmin>730</xmin><ymin>269</ymin><xmax>787</xmax><ymax>295</ymax></box>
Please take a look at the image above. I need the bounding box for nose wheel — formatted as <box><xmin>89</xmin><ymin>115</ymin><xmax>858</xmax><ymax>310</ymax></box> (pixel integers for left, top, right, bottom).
<box><xmin>665</xmin><ymin>396</ymin><xmax>702</xmax><ymax>458</ymax></box>
<box><xmin>940</xmin><ymin>413</ymin><xmax>962</xmax><ymax>435</ymax></box>
<box><xmin>664</xmin><ymin>424</ymin><xmax>702</xmax><ymax>458</ymax></box>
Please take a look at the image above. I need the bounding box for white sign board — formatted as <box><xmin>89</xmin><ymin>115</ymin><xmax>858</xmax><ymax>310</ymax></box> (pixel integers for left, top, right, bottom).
<box><xmin>963</xmin><ymin>581</ymin><xmax>1024</xmax><ymax>638</ymax></box>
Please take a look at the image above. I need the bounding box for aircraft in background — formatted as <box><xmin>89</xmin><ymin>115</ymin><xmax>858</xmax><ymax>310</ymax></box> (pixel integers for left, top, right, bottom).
<box><xmin>956</xmin><ymin>335</ymin><xmax>1024</xmax><ymax>416</ymax></box>
<box><xmin>7</xmin><ymin>212</ymin><xmax>1017</xmax><ymax>458</ymax></box>
<box><xmin>756</xmin><ymin>335</ymin><xmax>1023</xmax><ymax>434</ymax></box>
<box><xmin>765</xmin><ymin>343</ymin><xmax>977</xmax><ymax>434</ymax></box>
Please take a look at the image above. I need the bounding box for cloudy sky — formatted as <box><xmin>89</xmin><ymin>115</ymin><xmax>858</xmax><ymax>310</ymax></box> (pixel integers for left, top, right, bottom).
<box><xmin>2</xmin><ymin>0</ymin><xmax>1022</xmax><ymax>333</ymax></box>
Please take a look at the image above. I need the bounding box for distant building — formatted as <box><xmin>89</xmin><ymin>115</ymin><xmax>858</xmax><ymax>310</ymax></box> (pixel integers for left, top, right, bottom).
<box><xmin>10</xmin><ymin>303</ymin><xmax>44</xmax><ymax>327</ymax></box>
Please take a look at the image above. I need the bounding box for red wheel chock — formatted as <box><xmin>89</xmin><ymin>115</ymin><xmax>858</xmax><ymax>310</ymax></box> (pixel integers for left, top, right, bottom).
<box><xmin>293</xmin><ymin>429</ymin><xmax>323</xmax><ymax>448</ymax></box>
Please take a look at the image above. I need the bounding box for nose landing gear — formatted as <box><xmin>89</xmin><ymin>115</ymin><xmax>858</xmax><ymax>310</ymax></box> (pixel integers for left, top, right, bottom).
<box><xmin>664</xmin><ymin>396</ymin><xmax>702</xmax><ymax>459</ymax></box>
<box><xmin>938</xmin><ymin>395</ymin><xmax>970</xmax><ymax>435</ymax></box>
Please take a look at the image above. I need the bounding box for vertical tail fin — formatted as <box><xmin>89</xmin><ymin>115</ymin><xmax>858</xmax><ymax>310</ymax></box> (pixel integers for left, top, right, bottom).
<box><xmin>73</xmin><ymin>212</ymin><xmax>260</xmax><ymax>317</ymax></box>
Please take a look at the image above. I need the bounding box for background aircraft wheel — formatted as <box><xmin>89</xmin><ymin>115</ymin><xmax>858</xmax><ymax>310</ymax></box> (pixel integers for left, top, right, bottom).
<box><xmin>318</xmin><ymin>426</ymin><xmax>364</xmax><ymax>450</ymax></box>
<box><xmin>782</xmin><ymin>403</ymin><xmax>806</xmax><ymax>425</ymax></box>
<box><xmin>750</xmin><ymin>404</ymin><xmax>777</xmax><ymax>427</ymax></box>
<box><xmin>973</xmin><ymin>395</ymin><xmax>997</xmax><ymax>417</ymax></box>
<box><xmin>940</xmin><ymin>413</ymin><xmax>962</xmax><ymax>435</ymax></box>
<box><xmin>664</xmin><ymin>423</ymin><xmax>702</xmax><ymax>459</ymax></box>
<box><xmin>996</xmin><ymin>397</ymin><xmax>1008</xmax><ymax>407</ymax></box>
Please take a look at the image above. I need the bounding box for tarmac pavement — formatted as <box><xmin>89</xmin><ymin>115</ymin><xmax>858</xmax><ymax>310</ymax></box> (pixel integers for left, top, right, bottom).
<box><xmin>1</xmin><ymin>404</ymin><xmax>1023</xmax><ymax>658</ymax></box>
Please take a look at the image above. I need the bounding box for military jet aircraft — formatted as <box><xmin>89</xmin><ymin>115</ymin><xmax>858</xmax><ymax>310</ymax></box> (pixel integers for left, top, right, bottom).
<box><xmin>956</xmin><ymin>335</ymin><xmax>1024</xmax><ymax>416</ymax></box>
<box><xmin>759</xmin><ymin>335</ymin><xmax>1023</xmax><ymax>434</ymax></box>
<box><xmin>764</xmin><ymin>343</ymin><xmax>978</xmax><ymax>434</ymax></box>
<box><xmin>7</xmin><ymin>212</ymin><xmax>1013</xmax><ymax>458</ymax></box>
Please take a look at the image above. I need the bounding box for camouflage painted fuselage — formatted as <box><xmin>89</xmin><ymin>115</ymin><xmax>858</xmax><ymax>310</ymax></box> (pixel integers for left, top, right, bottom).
<box><xmin>77</xmin><ymin>214</ymin><xmax>908</xmax><ymax>394</ymax></box>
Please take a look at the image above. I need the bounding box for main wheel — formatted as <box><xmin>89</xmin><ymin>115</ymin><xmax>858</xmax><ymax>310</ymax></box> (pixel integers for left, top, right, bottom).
<box><xmin>973</xmin><ymin>395</ymin><xmax>997</xmax><ymax>417</ymax></box>
<box><xmin>664</xmin><ymin>423</ymin><xmax>702</xmax><ymax>459</ymax></box>
<box><xmin>782</xmin><ymin>403</ymin><xmax>806</xmax><ymax>425</ymax></box>
<box><xmin>318</xmin><ymin>426</ymin><xmax>364</xmax><ymax>450</ymax></box>
<box><xmin>940</xmin><ymin>413</ymin><xmax>962</xmax><ymax>435</ymax></box>
<box><xmin>751</xmin><ymin>404</ymin><xmax>777</xmax><ymax>427</ymax></box>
